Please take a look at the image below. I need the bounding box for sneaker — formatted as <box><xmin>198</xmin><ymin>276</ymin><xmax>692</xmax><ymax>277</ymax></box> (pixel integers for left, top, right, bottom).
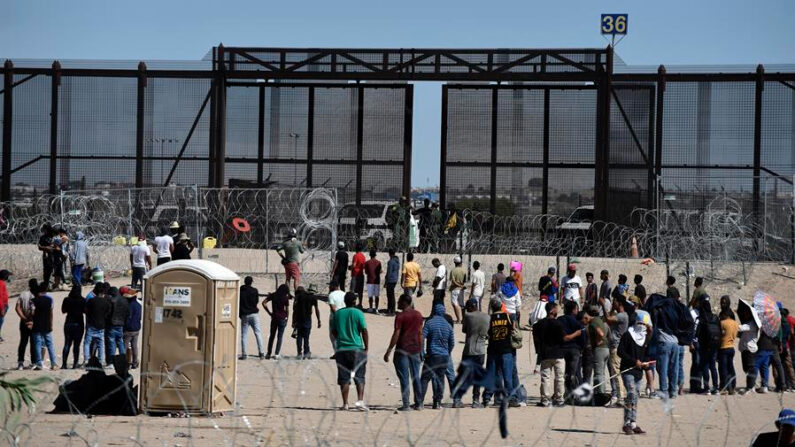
<box><xmin>339</xmin><ymin>404</ymin><xmax>349</xmax><ymax>411</ymax></box>
<box><xmin>273</xmin><ymin>354</ymin><xmax>281</xmax><ymax>360</ymax></box>
<box><xmin>729</xmin><ymin>389</ymin><xmax>737</xmax><ymax>395</ymax></box>
<box><xmin>553</xmin><ymin>401</ymin><xmax>565</xmax><ymax>407</ymax></box>
<box><xmin>50</xmin><ymin>364</ymin><xmax>59</xmax><ymax>371</ymax></box>
<box><xmin>508</xmin><ymin>400</ymin><xmax>521</xmax><ymax>408</ymax></box>
<box><xmin>411</xmin><ymin>403</ymin><xmax>422</xmax><ymax>411</ymax></box>
<box><xmin>33</xmin><ymin>364</ymin><xmax>42</xmax><ymax>371</ymax></box>
<box><xmin>16</xmin><ymin>363</ymin><xmax>24</xmax><ymax>371</ymax></box>
<box><xmin>605</xmin><ymin>396</ymin><xmax>619</xmax><ymax>407</ymax></box>
<box><xmin>710</xmin><ymin>389</ymin><xmax>719</xmax><ymax>395</ymax></box>
<box><xmin>518</xmin><ymin>401</ymin><xmax>527</xmax><ymax>407</ymax></box>
<box><xmin>432</xmin><ymin>402</ymin><xmax>441</xmax><ymax>410</ymax></box>
<box><xmin>633</xmin><ymin>426</ymin><xmax>646</xmax><ymax>434</ymax></box>
<box><xmin>738</xmin><ymin>388</ymin><xmax>750</xmax><ymax>395</ymax></box>
<box><xmin>452</xmin><ymin>401</ymin><xmax>465</xmax><ymax>408</ymax></box>
<box><xmin>622</xmin><ymin>425</ymin><xmax>634</xmax><ymax>435</ymax></box>
<box><xmin>304</xmin><ymin>353</ymin><xmax>312</xmax><ymax>360</ymax></box>
<box><xmin>259</xmin><ymin>353</ymin><xmax>265</xmax><ymax>360</ymax></box>
<box><xmin>756</xmin><ymin>387</ymin><xmax>769</xmax><ymax>394</ymax></box>
<box><xmin>536</xmin><ymin>401</ymin><xmax>551</xmax><ymax>408</ymax></box>
<box><xmin>397</xmin><ymin>405</ymin><xmax>411</xmax><ymax>412</ymax></box>
<box><xmin>238</xmin><ymin>355</ymin><xmax>247</xmax><ymax>360</ymax></box>
<box><xmin>471</xmin><ymin>402</ymin><xmax>483</xmax><ymax>409</ymax></box>
<box><xmin>353</xmin><ymin>400</ymin><xmax>369</xmax><ymax>411</ymax></box>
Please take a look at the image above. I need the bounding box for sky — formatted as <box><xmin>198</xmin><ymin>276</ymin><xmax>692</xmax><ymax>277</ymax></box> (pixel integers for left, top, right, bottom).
<box><xmin>3</xmin><ymin>0</ymin><xmax>794</xmax><ymax>188</ymax></box>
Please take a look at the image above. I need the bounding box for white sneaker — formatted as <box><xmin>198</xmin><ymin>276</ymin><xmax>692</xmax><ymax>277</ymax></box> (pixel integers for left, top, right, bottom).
<box><xmin>354</xmin><ymin>400</ymin><xmax>369</xmax><ymax>411</ymax></box>
<box><xmin>273</xmin><ymin>354</ymin><xmax>281</xmax><ymax>360</ymax></box>
<box><xmin>16</xmin><ymin>363</ymin><xmax>24</xmax><ymax>371</ymax></box>
<box><xmin>756</xmin><ymin>387</ymin><xmax>769</xmax><ymax>394</ymax></box>
<box><xmin>605</xmin><ymin>396</ymin><xmax>619</xmax><ymax>407</ymax></box>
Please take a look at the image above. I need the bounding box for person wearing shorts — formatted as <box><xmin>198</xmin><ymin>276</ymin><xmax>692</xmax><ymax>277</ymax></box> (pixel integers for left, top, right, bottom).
<box><xmin>279</xmin><ymin>229</ymin><xmax>304</xmax><ymax>292</ymax></box>
<box><xmin>331</xmin><ymin>292</ymin><xmax>369</xmax><ymax>411</ymax></box>
<box><xmin>449</xmin><ymin>256</ymin><xmax>466</xmax><ymax>324</ymax></box>
<box><xmin>364</xmin><ymin>250</ymin><xmax>382</xmax><ymax>313</ymax></box>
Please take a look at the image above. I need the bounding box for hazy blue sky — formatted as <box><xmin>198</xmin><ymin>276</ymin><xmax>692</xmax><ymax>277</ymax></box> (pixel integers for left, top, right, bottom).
<box><xmin>3</xmin><ymin>0</ymin><xmax>794</xmax><ymax>187</ymax></box>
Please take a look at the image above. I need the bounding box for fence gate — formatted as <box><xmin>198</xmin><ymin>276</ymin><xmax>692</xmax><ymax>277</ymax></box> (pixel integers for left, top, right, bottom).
<box><xmin>223</xmin><ymin>82</ymin><xmax>412</xmax><ymax>206</ymax></box>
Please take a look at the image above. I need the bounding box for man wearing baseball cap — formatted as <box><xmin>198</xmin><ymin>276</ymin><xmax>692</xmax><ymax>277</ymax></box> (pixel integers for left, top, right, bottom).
<box><xmin>121</xmin><ymin>286</ymin><xmax>142</xmax><ymax>369</ymax></box>
<box><xmin>752</xmin><ymin>408</ymin><xmax>795</xmax><ymax>446</ymax></box>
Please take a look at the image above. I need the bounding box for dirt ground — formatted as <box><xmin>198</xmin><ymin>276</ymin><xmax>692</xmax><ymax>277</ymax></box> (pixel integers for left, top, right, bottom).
<box><xmin>2</xmin><ymin>259</ymin><xmax>794</xmax><ymax>446</ymax></box>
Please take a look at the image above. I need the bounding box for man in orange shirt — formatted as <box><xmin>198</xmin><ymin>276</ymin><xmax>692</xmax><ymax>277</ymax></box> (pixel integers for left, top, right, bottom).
<box><xmin>349</xmin><ymin>244</ymin><xmax>367</xmax><ymax>308</ymax></box>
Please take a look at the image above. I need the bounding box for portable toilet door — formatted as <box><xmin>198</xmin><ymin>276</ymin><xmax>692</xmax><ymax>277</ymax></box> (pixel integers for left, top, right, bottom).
<box><xmin>140</xmin><ymin>260</ymin><xmax>239</xmax><ymax>415</ymax></box>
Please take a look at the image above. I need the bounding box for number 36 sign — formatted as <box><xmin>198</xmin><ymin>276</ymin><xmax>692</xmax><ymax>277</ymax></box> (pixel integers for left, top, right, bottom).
<box><xmin>601</xmin><ymin>14</ymin><xmax>628</xmax><ymax>35</ymax></box>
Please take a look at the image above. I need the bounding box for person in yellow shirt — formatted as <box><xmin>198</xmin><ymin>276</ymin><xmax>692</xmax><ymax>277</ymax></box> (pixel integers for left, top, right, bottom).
<box><xmin>719</xmin><ymin>310</ymin><xmax>740</xmax><ymax>395</ymax></box>
<box><xmin>401</xmin><ymin>253</ymin><xmax>423</xmax><ymax>297</ymax></box>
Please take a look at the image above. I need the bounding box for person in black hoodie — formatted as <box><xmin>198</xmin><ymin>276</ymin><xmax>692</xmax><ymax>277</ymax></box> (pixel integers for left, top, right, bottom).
<box><xmin>61</xmin><ymin>285</ymin><xmax>86</xmax><ymax>369</ymax></box>
<box><xmin>239</xmin><ymin>276</ymin><xmax>265</xmax><ymax>360</ymax></box>
<box><xmin>106</xmin><ymin>287</ymin><xmax>129</xmax><ymax>366</ymax></box>
<box><xmin>559</xmin><ymin>300</ymin><xmax>585</xmax><ymax>398</ymax></box>
<box><xmin>618</xmin><ymin>304</ymin><xmax>652</xmax><ymax>435</ymax></box>
<box><xmin>83</xmin><ymin>286</ymin><xmax>111</xmax><ymax>368</ymax></box>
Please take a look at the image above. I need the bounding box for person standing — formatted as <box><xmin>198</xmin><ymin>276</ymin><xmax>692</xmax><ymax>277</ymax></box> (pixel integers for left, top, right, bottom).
<box><xmin>38</xmin><ymin>225</ymin><xmax>56</xmax><ymax>289</ymax></box>
<box><xmin>15</xmin><ymin>279</ymin><xmax>37</xmax><ymax>369</ymax></box>
<box><xmin>154</xmin><ymin>227</ymin><xmax>174</xmax><ymax>266</ymax></box>
<box><xmin>588</xmin><ymin>305</ymin><xmax>611</xmax><ymax>396</ymax></box>
<box><xmin>695</xmin><ymin>298</ymin><xmax>721</xmax><ymax>394</ymax></box>
<box><xmin>618</xmin><ymin>311</ymin><xmax>652</xmax><ymax>435</ymax></box>
<box><xmin>483</xmin><ymin>299</ymin><xmax>516</xmax><ymax>407</ymax></box>
<box><xmin>349</xmin><ymin>244</ymin><xmax>366</xmax><ymax>307</ymax></box>
<box><xmin>31</xmin><ymin>284</ymin><xmax>57</xmax><ymax>370</ymax></box>
<box><xmin>69</xmin><ymin>232</ymin><xmax>89</xmax><ymax>287</ymax></box>
<box><xmin>584</xmin><ymin>272</ymin><xmax>597</xmax><ymax>308</ymax></box>
<box><xmin>498</xmin><ymin>276</ymin><xmax>522</xmax><ymax>325</ymax></box>
<box><xmin>421</xmin><ymin>302</ymin><xmax>455</xmax><ymax>409</ymax></box>
<box><xmin>293</xmin><ymin>286</ymin><xmax>320</xmax><ymax>359</ymax></box>
<box><xmin>599</xmin><ymin>270</ymin><xmax>613</xmax><ymax>316</ymax></box>
<box><xmin>431</xmin><ymin>258</ymin><xmax>446</xmax><ymax>302</ymax></box>
<box><xmin>647</xmin><ymin>292</ymin><xmax>687</xmax><ymax>400</ymax></box>
<box><xmin>51</xmin><ymin>228</ymin><xmax>67</xmax><ymax>291</ymax></box>
<box><xmin>384</xmin><ymin>249</ymin><xmax>400</xmax><ymax>315</ymax></box>
<box><xmin>332</xmin><ymin>292</ymin><xmax>369</xmax><ymax>411</ymax></box>
<box><xmin>239</xmin><ymin>276</ymin><xmax>265</xmax><ymax>360</ymax></box>
<box><xmin>449</xmin><ymin>256</ymin><xmax>466</xmax><ymax>324</ymax></box>
<box><xmin>129</xmin><ymin>235</ymin><xmax>151</xmax><ymax>290</ymax></box>
<box><xmin>330</xmin><ymin>242</ymin><xmax>349</xmax><ymax>292</ymax></box>
<box><xmin>400</xmin><ymin>253</ymin><xmax>422</xmax><ymax>296</ymax></box>
<box><xmin>690</xmin><ymin>277</ymin><xmax>707</xmax><ymax>308</ymax></box>
<box><xmin>538</xmin><ymin>266</ymin><xmax>558</xmax><ymax>303</ymax></box>
<box><xmin>107</xmin><ymin>285</ymin><xmax>130</xmax><ymax>363</ymax></box>
<box><xmin>559</xmin><ymin>299</ymin><xmax>584</xmax><ymax>397</ymax></box>
<box><xmin>510</xmin><ymin>263</ymin><xmax>524</xmax><ymax>297</ymax></box>
<box><xmin>560</xmin><ymin>264</ymin><xmax>583</xmax><ymax>305</ymax></box>
<box><xmin>172</xmin><ymin>233</ymin><xmax>194</xmax><ymax>260</ymax></box>
<box><xmin>61</xmin><ymin>285</ymin><xmax>85</xmax><ymax>369</ymax></box>
<box><xmin>384</xmin><ymin>294</ymin><xmax>424</xmax><ymax>411</ymax></box>
<box><xmin>327</xmin><ymin>280</ymin><xmax>345</xmax><ymax>357</ymax></box>
<box><xmin>453</xmin><ymin>299</ymin><xmax>490</xmax><ymax>408</ymax></box>
<box><xmin>263</xmin><ymin>284</ymin><xmax>291</xmax><ymax>360</ymax></box>
<box><xmin>469</xmin><ymin>261</ymin><xmax>486</xmax><ymax>311</ymax></box>
<box><xmin>0</xmin><ymin>270</ymin><xmax>9</xmax><ymax>342</ymax></box>
<box><xmin>578</xmin><ymin>310</ymin><xmax>594</xmax><ymax>386</ymax></box>
<box><xmin>492</xmin><ymin>263</ymin><xmax>507</xmax><ymax>295</ymax></box>
<box><xmin>534</xmin><ymin>302</ymin><xmax>566</xmax><ymax>407</ymax></box>
<box><xmin>84</xmin><ymin>284</ymin><xmax>111</xmax><ymax>368</ymax></box>
<box><xmin>604</xmin><ymin>298</ymin><xmax>629</xmax><ymax>406</ymax></box>
<box><xmin>633</xmin><ymin>275</ymin><xmax>647</xmax><ymax>305</ymax></box>
<box><xmin>278</xmin><ymin>228</ymin><xmax>305</xmax><ymax>292</ymax></box>
<box><xmin>718</xmin><ymin>310</ymin><xmax>739</xmax><ymax>394</ymax></box>
<box><xmin>364</xmin><ymin>250</ymin><xmax>382</xmax><ymax>313</ymax></box>
<box><xmin>122</xmin><ymin>287</ymin><xmax>142</xmax><ymax>369</ymax></box>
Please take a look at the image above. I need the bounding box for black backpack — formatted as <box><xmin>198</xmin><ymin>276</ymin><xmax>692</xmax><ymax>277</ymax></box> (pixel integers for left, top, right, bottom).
<box><xmin>703</xmin><ymin>314</ymin><xmax>722</xmax><ymax>349</ymax></box>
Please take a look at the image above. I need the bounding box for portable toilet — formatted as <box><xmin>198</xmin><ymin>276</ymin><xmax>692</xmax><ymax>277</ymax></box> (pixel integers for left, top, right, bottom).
<box><xmin>140</xmin><ymin>260</ymin><xmax>239</xmax><ymax>415</ymax></box>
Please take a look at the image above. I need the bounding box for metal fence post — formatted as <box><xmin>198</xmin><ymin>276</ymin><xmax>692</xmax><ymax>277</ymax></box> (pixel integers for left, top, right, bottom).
<box><xmin>265</xmin><ymin>189</ymin><xmax>269</xmax><ymax>274</ymax></box>
<box><xmin>135</xmin><ymin>62</ymin><xmax>146</xmax><ymax>188</ymax></box>
<box><xmin>685</xmin><ymin>261</ymin><xmax>691</xmax><ymax>300</ymax></box>
<box><xmin>2</xmin><ymin>60</ymin><xmax>13</xmax><ymax>202</ymax></box>
<box><xmin>792</xmin><ymin>174</ymin><xmax>795</xmax><ymax>265</ymax></box>
<box><xmin>127</xmin><ymin>189</ymin><xmax>133</xmax><ymax>237</ymax></box>
<box><xmin>49</xmin><ymin>61</ymin><xmax>61</xmax><ymax>195</ymax></box>
<box><xmin>194</xmin><ymin>184</ymin><xmax>202</xmax><ymax>260</ymax></box>
<box><xmin>59</xmin><ymin>190</ymin><xmax>65</xmax><ymax>228</ymax></box>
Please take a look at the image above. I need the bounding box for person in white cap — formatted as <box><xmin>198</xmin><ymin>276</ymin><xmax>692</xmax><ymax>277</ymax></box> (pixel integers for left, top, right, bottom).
<box><xmin>449</xmin><ymin>256</ymin><xmax>466</xmax><ymax>324</ymax></box>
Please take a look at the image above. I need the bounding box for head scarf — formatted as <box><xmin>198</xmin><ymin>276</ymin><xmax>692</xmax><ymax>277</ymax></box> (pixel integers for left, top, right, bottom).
<box><xmin>500</xmin><ymin>279</ymin><xmax>518</xmax><ymax>298</ymax></box>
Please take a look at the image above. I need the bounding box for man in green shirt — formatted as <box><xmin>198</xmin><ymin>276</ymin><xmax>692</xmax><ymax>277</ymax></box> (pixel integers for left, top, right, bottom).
<box><xmin>449</xmin><ymin>256</ymin><xmax>467</xmax><ymax>324</ymax></box>
<box><xmin>278</xmin><ymin>228</ymin><xmax>305</xmax><ymax>292</ymax></box>
<box><xmin>690</xmin><ymin>277</ymin><xmax>707</xmax><ymax>308</ymax></box>
<box><xmin>332</xmin><ymin>292</ymin><xmax>370</xmax><ymax>411</ymax></box>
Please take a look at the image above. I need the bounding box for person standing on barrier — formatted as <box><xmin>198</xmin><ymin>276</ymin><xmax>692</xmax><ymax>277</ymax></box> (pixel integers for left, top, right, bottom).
<box><xmin>129</xmin><ymin>235</ymin><xmax>151</xmax><ymax>290</ymax></box>
<box><xmin>469</xmin><ymin>261</ymin><xmax>486</xmax><ymax>311</ymax></box>
<box><xmin>330</xmin><ymin>242</ymin><xmax>348</xmax><ymax>292</ymax></box>
<box><xmin>239</xmin><ymin>276</ymin><xmax>265</xmax><ymax>360</ymax></box>
<box><xmin>122</xmin><ymin>287</ymin><xmax>142</xmax><ymax>369</ymax></box>
<box><xmin>349</xmin><ymin>244</ymin><xmax>366</xmax><ymax>308</ymax></box>
<box><xmin>15</xmin><ymin>279</ymin><xmax>37</xmax><ymax>370</ymax></box>
<box><xmin>327</xmin><ymin>279</ymin><xmax>345</xmax><ymax>359</ymax></box>
<box><xmin>401</xmin><ymin>253</ymin><xmax>422</xmax><ymax>297</ymax></box>
<box><xmin>384</xmin><ymin>249</ymin><xmax>400</xmax><ymax>315</ymax></box>
<box><xmin>279</xmin><ymin>228</ymin><xmax>304</xmax><ymax>292</ymax></box>
<box><xmin>420</xmin><ymin>302</ymin><xmax>455</xmax><ymax>409</ymax></box>
<box><xmin>263</xmin><ymin>284</ymin><xmax>291</xmax><ymax>360</ymax></box>
<box><xmin>293</xmin><ymin>286</ymin><xmax>320</xmax><ymax>360</ymax></box>
<box><xmin>31</xmin><ymin>284</ymin><xmax>57</xmax><ymax>370</ymax></box>
<box><xmin>384</xmin><ymin>294</ymin><xmax>424</xmax><ymax>411</ymax></box>
<box><xmin>61</xmin><ymin>285</ymin><xmax>85</xmax><ymax>369</ymax></box>
<box><xmin>449</xmin><ymin>256</ymin><xmax>466</xmax><ymax>324</ymax></box>
<box><xmin>154</xmin><ymin>227</ymin><xmax>174</xmax><ymax>266</ymax></box>
<box><xmin>38</xmin><ymin>224</ymin><xmax>56</xmax><ymax>290</ymax></box>
<box><xmin>364</xmin><ymin>250</ymin><xmax>381</xmax><ymax>313</ymax></box>
<box><xmin>69</xmin><ymin>231</ymin><xmax>89</xmax><ymax>288</ymax></box>
<box><xmin>332</xmin><ymin>291</ymin><xmax>369</xmax><ymax>411</ymax></box>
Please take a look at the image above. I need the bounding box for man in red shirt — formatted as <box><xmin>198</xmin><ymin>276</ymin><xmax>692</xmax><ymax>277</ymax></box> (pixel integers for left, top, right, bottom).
<box><xmin>384</xmin><ymin>294</ymin><xmax>424</xmax><ymax>411</ymax></box>
<box><xmin>364</xmin><ymin>250</ymin><xmax>382</xmax><ymax>313</ymax></box>
<box><xmin>349</xmin><ymin>244</ymin><xmax>366</xmax><ymax>308</ymax></box>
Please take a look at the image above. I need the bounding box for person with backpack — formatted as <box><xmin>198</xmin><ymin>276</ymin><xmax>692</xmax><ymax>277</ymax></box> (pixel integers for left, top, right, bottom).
<box><xmin>695</xmin><ymin>298</ymin><xmax>720</xmax><ymax>394</ymax></box>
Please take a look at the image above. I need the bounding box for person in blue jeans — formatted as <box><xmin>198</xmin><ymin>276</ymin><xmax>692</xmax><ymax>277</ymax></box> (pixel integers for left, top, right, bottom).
<box><xmin>69</xmin><ymin>231</ymin><xmax>89</xmax><ymax>287</ymax></box>
<box><xmin>264</xmin><ymin>284</ymin><xmax>291</xmax><ymax>359</ymax></box>
<box><xmin>31</xmin><ymin>284</ymin><xmax>57</xmax><ymax>370</ymax></box>
<box><xmin>239</xmin><ymin>276</ymin><xmax>265</xmax><ymax>360</ymax></box>
<box><xmin>106</xmin><ymin>288</ymin><xmax>129</xmax><ymax>364</ymax></box>
<box><xmin>420</xmin><ymin>303</ymin><xmax>455</xmax><ymax>409</ymax></box>
<box><xmin>655</xmin><ymin>331</ymin><xmax>680</xmax><ymax>399</ymax></box>
<box><xmin>83</xmin><ymin>288</ymin><xmax>111</xmax><ymax>367</ymax></box>
<box><xmin>384</xmin><ymin>294</ymin><xmax>425</xmax><ymax>410</ymax></box>
<box><xmin>751</xmin><ymin>332</ymin><xmax>778</xmax><ymax>393</ymax></box>
<box><xmin>483</xmin><ymin>299</ymin><xmax>516</xmax><ymax>407</ymax></box>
